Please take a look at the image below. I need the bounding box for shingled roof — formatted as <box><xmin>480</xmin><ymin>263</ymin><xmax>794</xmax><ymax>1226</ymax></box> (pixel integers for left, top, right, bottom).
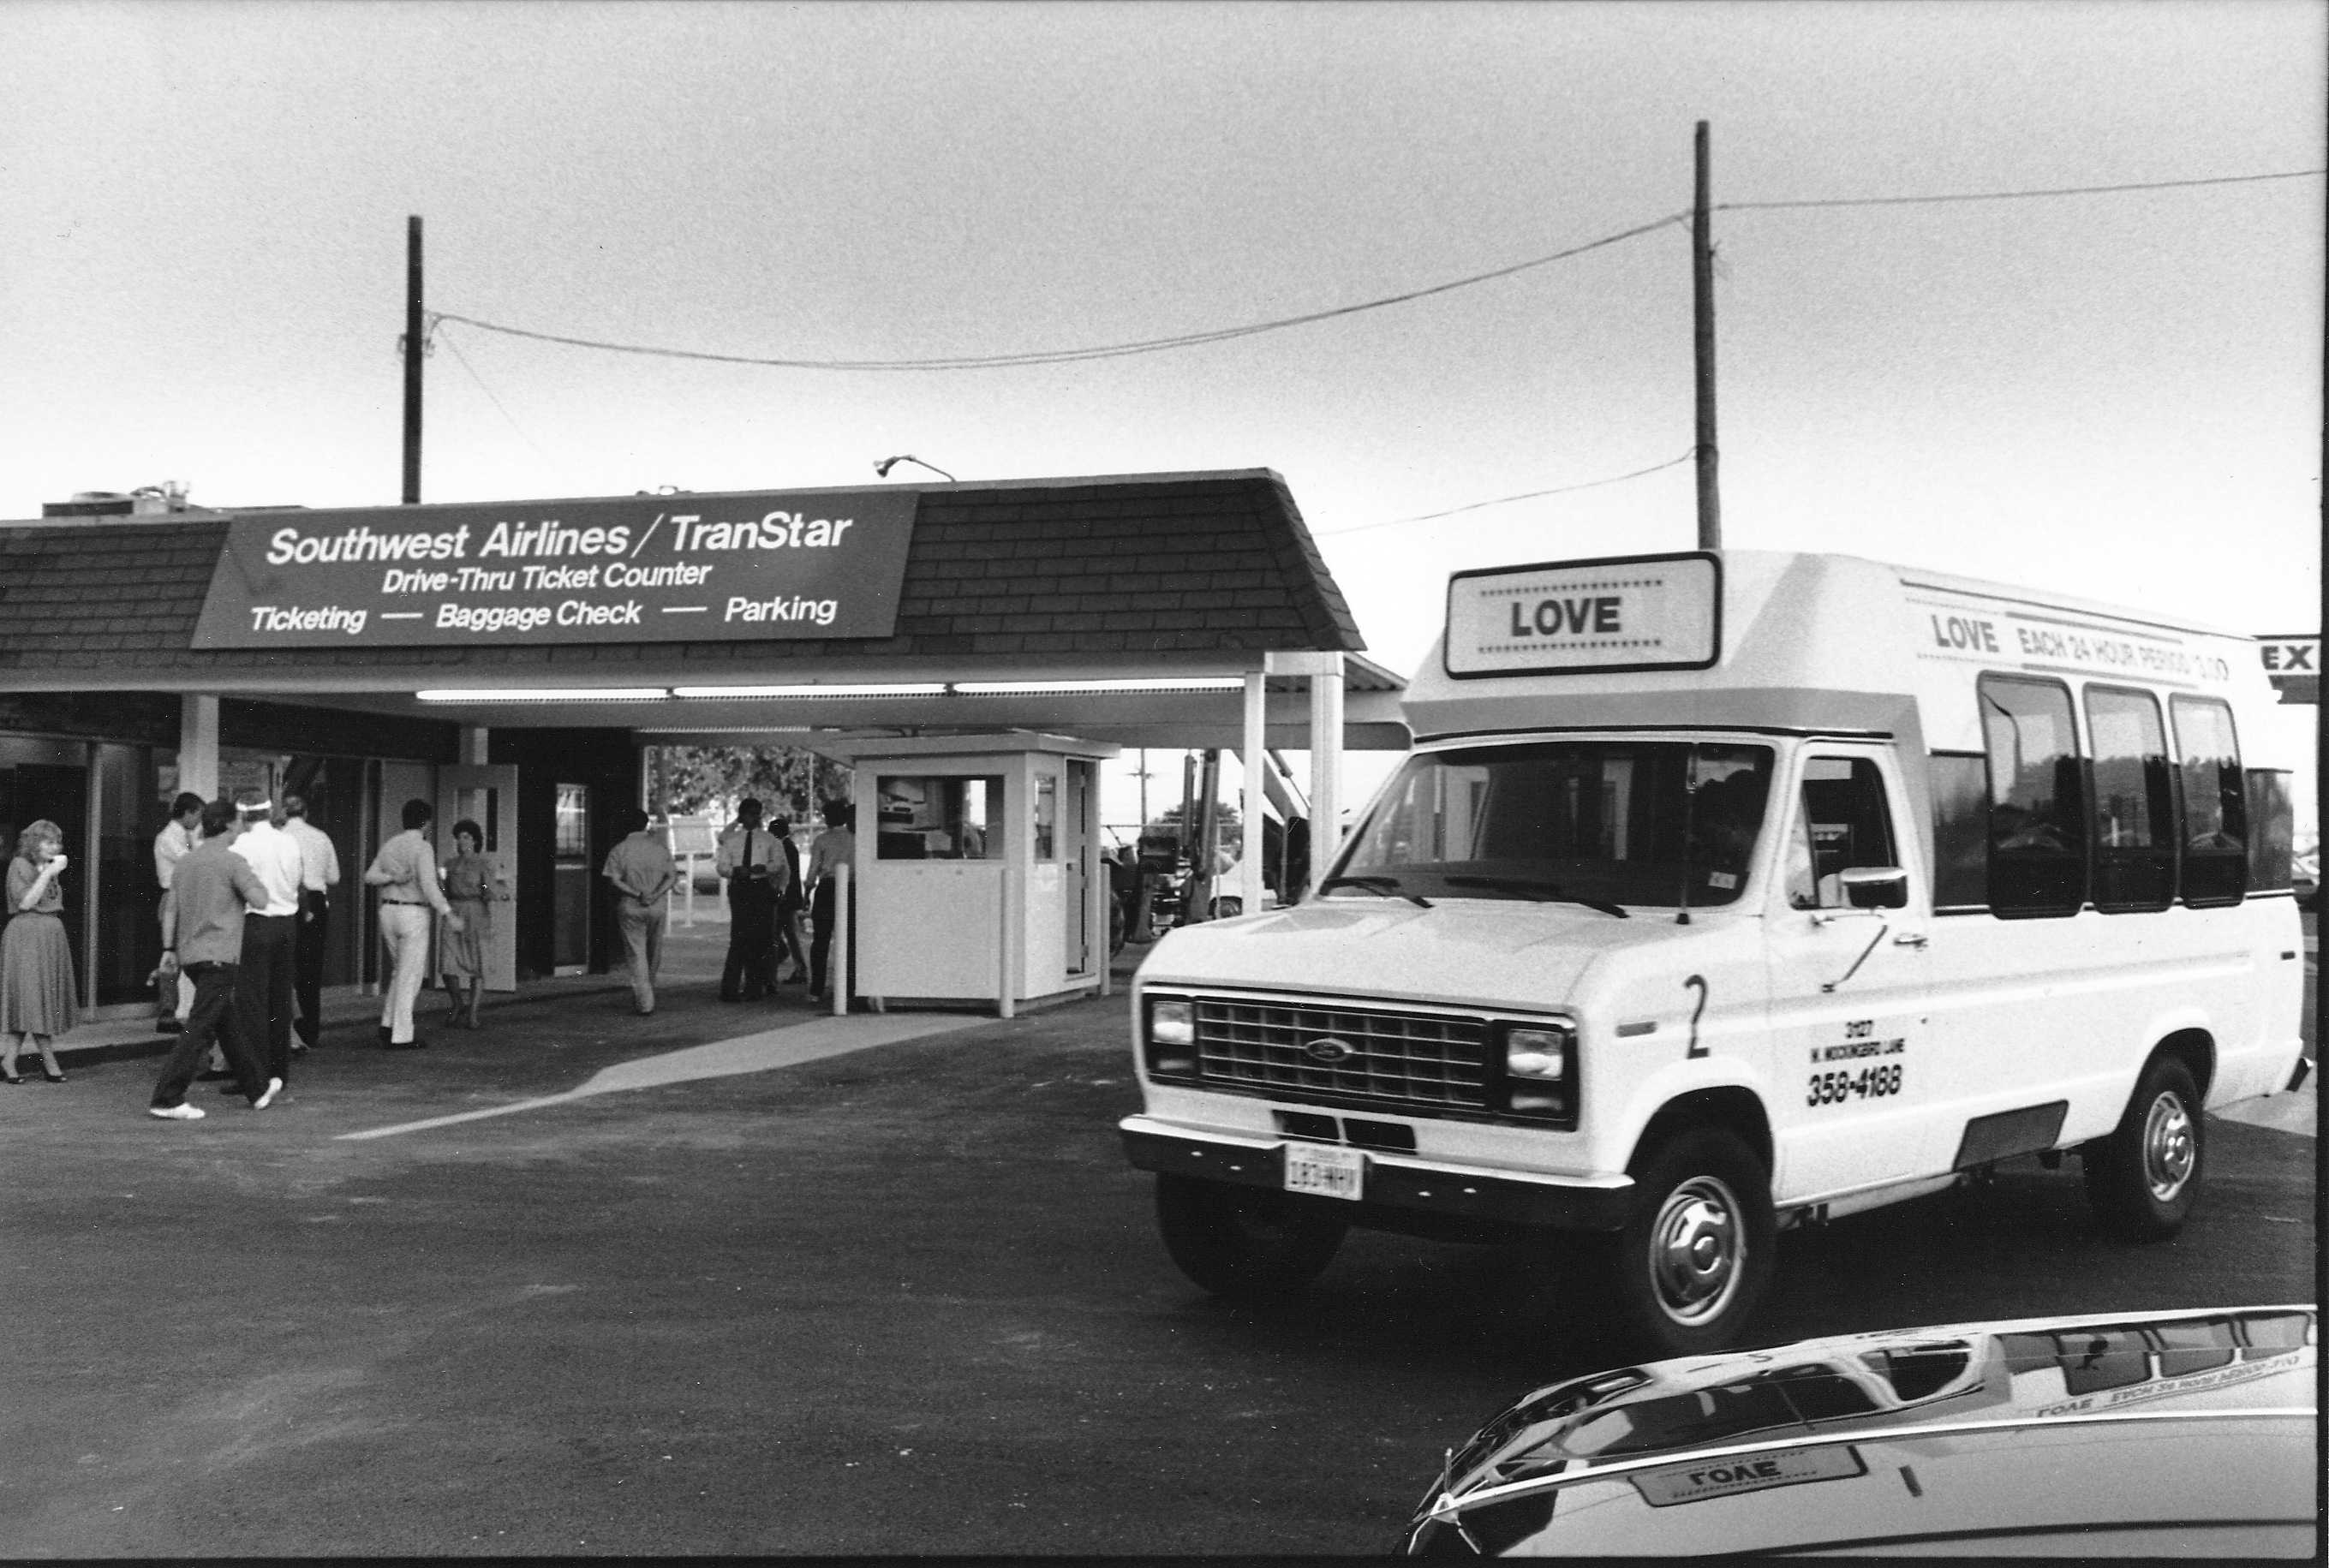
<box><xmin>0</xmin><ymin>470</ymin><xmax>1365</xmax><ymax>689</ymax></box>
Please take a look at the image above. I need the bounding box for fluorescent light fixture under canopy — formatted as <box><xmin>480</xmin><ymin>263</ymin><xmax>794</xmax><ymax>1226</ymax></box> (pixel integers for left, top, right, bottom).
<box><xmin>416</xmin><ymin>688</ymin><xmax>671</xmax><ymax>703</ymax></box>
<box><xmin>670</xmin><ymin>683</ymin><xmax>948</xmax><ymax>699</ymax></box>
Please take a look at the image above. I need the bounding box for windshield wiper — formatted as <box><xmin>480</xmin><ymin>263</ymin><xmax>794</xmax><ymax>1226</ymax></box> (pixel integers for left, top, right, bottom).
<box><xmin>1442</xmin><ymin>875</ymin><xmax>1629</xmax><ymax>918</ymax></box>
<box><xmin>1317</xmin><ymin>873</ymin><xmax>1432</xmax><ymax>908</ymax></box>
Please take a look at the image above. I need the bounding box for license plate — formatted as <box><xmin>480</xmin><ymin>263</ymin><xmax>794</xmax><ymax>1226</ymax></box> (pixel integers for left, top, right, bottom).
<box><xmin>1284</xmin><ymin>1142</ymin><xmax>1365</xmax><ymax>1201</ymax></box>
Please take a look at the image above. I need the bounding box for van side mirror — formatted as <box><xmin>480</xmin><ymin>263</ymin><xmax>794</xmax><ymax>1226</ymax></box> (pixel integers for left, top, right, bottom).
<box><xmin>1840</xmin><ymin>867</ymin><xmax>1909</xmax><ymax>909</ymax></box>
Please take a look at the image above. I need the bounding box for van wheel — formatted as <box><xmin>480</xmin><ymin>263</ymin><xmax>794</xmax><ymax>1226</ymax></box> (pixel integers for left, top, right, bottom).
<box><xmin>2085</xmin><ymin>1056</ymin><xmax>2202</xmax><ymax>1241</ymax></box>
<box><xmin>1155</xmin><ymin>1174</ymin><xmax>1347</xmax><ymax>1301</ymax></box>
<box><xmin>1603</xmin><ymin>1127</ymin><xmax>1775</xmax><ymax>1359</ymax></box>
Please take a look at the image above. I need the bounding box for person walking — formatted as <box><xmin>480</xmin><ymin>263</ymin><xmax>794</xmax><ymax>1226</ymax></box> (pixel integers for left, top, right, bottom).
<box><xmin>365</xmin><ymin>799</ymin><xmax>462</xmax><ymax>1049</ymax></box>
<box><xmin>601</xmin><ymin>807</ymin><xmax>678</xmax><ymax>1016</ymax></box>
<box><xmin>152</xmin><ymin>791</ymin><xmax>203</xmax><ymax>1034</ymax></box>
<box><xmin>1</xmin><ymin>820</ymin><xmax>78</xmax><ymax>1084</ymax></box>
<box><xmin>280</xmin><ymin>792</ymin><xmax>341</xmax><ymax>1050</ymax></box>
<box><xmin>438</xmin><ymin>819</ymin><xmax>493</xmax><ymax>1029</ymax></box>
<box><xmin>229</xmin><ymin>793</ymin><xmax>304</xmax><ymax>1089</ymax></box>
<box><xmin>715</xmin><ymin>798</ymin><xmax>782</xmax><ymax>1001</ymax></box>
<box><xmin>149</xmin><ymin>798</ymin><xmax>281</xmax><ymax>1119</ymax></box>
<box><xmin>805</xmin><ymin>801</ymin><xmax>857</xmax><ymax>1005</ymax></box>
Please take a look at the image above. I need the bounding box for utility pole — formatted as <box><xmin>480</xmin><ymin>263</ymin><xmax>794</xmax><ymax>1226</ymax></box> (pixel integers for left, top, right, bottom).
<box><xmin>402</xmin><ymin>215</ymin><xmax>424</xmax><ymax>504</ymax></box>
<box><xmin>1692</xmin><ymin>122</ymin><xmax>1722</xmax><ymax>551</ymax></box>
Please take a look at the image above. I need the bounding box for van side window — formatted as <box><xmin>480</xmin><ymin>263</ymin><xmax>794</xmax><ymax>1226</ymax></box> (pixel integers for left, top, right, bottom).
<box><xmin>2087</xmin><ymin>686</ymin><xmax>2175</xmax><ymax>914</ymax></box>
<box><xmin>1979</xmin><ymin>676</ymin><xmax>2086</xmax><ymax>918</ymax></box>
<box><xmin>1927</xmin><ymin>753</ymin><xmax>1990</xmax><ymax>909</ymax></box>
<box><xmin>2244</xmin><ymin>769</ymin><xmax>2294</xmax><ymax>894</ymax></box>
<box><xmin>2171</xmin><ymin>695</ymin><xmax>2246</xmax><ymax>907</ymax></box>
<box><xmin>1783</xmin><ymin>756</ymin><xmax>1897</xmax><ymax>909</ymax></box>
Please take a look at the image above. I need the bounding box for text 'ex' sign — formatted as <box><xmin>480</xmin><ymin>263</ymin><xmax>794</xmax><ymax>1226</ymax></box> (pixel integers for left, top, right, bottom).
<box><xmin>191</xmin><ymin>489</ymin><xmax>918</xmax><ymax>648</ymax></box>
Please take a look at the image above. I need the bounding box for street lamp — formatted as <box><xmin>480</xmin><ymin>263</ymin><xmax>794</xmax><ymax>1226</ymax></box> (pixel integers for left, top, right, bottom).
<box><xmin>873</xmin><ymin>454</ymin><xmax>957</xmax><ymax>482</ymax></box>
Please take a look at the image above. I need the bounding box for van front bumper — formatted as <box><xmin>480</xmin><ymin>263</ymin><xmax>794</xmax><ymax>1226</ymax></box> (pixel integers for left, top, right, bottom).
<box><xmin>1119</xmin><ymin>1115</ymin><xmax>1636</xmax><ymax>1232</ymax></box>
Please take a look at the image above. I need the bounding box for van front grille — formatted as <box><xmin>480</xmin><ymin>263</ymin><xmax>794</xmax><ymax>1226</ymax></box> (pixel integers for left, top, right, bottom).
<box><xmin>1193</xmin><ymin>998</ymin><xmax>1490</xmax><ymax>1111</ymax></box>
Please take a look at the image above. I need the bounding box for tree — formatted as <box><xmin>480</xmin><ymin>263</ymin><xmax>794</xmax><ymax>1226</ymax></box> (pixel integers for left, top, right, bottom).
<box><xmin>652</xmin><ymin>745</ymin><xmax>852</xmax><ymax>827</ymax></box>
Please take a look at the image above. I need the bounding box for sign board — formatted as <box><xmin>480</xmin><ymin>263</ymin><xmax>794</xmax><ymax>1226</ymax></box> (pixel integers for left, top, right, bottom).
<box><xmin>192</xmin><ymin>489</ymin><xmax>918</xmax><ymax>649</ymax></box>
<box><xmin>1907</xmin><ymin>587</ymin><xmax>2246</xmax><ymax>689</ymax></box>
<box><xmin>2259</xmin><ymin>635</ymin><xmax>2320</xmax><ymax>705</ymax></box>
<box><xmin>1445</xmin><ymin>552</ymin><xmax>1721</xmax><ymax>678</ymax></box>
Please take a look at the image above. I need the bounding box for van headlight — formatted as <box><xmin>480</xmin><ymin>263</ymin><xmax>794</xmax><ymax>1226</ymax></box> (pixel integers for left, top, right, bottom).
<box><xmin>1498</xmin><ymin>1022</ymin><xmax>1577</xmax><ymax>1119</ymax></box>
<box><xmin>1145</xmin><ymin>996</ymin><xmax>1198</xmax><ymax>1077</ymax></box>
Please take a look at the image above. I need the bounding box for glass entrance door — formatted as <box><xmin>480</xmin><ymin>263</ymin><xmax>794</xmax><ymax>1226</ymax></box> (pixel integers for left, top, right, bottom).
<box><xmin>552</xmin><ymin>783</ymin><xmax>592</xmax><ymax>973</ymax></box>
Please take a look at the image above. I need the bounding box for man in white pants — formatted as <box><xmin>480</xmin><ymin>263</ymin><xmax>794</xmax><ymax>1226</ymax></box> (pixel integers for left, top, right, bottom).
<box><xmin>363</xmin><ymin>798</ymin><xmax>463</xmax><ymax>1049</ymax></box>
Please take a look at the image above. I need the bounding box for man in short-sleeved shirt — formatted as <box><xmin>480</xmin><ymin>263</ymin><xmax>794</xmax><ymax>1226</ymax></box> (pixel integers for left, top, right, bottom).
<box><xmin>152</xmin><ymin>792</ymin><xmax>204</xmax><ymax>1032</ymax></box>
<box><xmin>150</xmin><ymin>798</ymin><xmax>280</xmax><ymax>1118</ymax></box>
<box><xmin>602</xmin><ymin>809</ymin><xmax>678</xmax><ymax>1015</ymax></box>
<box><xmin>230</xmin><ymin>795</ymin><xmax>306</xmax><ymax>1085</ymax></box>
<box><xmin>280</xmin><ymin>794</ymin><xmax>342</xmax><ymax>1049</ymax></box>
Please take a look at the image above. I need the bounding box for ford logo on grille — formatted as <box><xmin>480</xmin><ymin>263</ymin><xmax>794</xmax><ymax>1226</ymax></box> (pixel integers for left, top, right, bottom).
<box><xmin>1303</xmin><ymin>1037</ymin><xmax>1358</xmax><ymax>1064</ymax></box>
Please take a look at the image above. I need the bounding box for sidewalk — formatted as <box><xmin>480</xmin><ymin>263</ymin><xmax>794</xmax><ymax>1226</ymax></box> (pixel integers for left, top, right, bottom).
<box><xmin>48</xmin><ymin>920</ymin><xmax>1154</xmax><ymax>1072</ymax></box>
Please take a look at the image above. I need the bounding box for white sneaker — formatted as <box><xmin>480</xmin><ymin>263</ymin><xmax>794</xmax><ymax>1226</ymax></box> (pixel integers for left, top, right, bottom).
<box><xmin>254</xmin><ymin>1077</ymin><xmax>284</xmax><ymax>1110</ymax></box>
<box><xmin>148</xmin><ymin>1102</ymin><xmax>206</xmax><ymax>1121</ymax></box>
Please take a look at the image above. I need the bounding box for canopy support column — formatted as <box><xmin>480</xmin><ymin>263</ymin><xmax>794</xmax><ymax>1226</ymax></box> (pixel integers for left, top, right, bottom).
<box><xmin>1269</xmin><ymin>651</ymin><xmax>1345</xmax><ymax>893</ymax></box>
<box><xmin>178</xmin><ymin>695</ymin><xmax>219</xmax><ymax>798</ymax></box>
<box><xmin>1239</xmin><ymin>670</ymin><xmax>1266</xmax><ymax>916</ymax></box>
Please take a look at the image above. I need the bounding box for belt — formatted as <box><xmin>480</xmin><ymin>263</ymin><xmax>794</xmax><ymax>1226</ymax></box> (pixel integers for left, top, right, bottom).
<box><xmin>382</xmin><ymin>899</ymin><xmax>428</xmax><ymax>906</ymax></box>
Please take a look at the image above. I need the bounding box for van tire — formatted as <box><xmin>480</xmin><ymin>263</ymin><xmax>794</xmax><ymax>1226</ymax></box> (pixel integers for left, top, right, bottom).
<box><xmin>2084</xmin><ymin>1056</ymin><xmax>2203</xmax><ymax>1241</ymax></box>
<box><xmin>1155</xmin><ymin>1174</ymin><xmax>1347</xmax><ymax>1301</ymax></box>
<box><xmin>1602</xmin><ymin>1126</ymin><xmax>1776</xmax><ymax>1359</ymax></box>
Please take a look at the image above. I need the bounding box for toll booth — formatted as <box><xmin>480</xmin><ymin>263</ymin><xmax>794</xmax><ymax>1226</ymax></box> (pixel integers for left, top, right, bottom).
<box><xmin>833</xmin><ymin>734</ymin><xmax>1119</xmax><ymax>1015</ymax></box>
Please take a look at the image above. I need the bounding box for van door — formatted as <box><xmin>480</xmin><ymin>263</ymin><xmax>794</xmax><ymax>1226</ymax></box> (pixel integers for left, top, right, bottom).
<box><xmin>1763</xmin><ymin>748</ymin><xmax>1936</xmax><ymax>1200</ymax></box>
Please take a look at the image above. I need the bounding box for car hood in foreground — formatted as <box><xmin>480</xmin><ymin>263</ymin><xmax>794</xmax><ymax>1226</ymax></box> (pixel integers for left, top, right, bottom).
<box><xmin>1406</xmin><ymin>1304</ymin><xmax>2319</xmax><ymax>1557</ymax></box>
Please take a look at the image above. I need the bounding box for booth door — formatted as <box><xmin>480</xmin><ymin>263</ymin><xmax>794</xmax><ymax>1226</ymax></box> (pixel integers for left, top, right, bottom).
<box><xmin>436</xmin><ymin>766</ymin><xmax>520</xmax><ymax>992</ymax></box>
<box><xmin>1064</xmin><ymin>760</ymin><xmax>1095</xmax><ymax>977</ymax></box>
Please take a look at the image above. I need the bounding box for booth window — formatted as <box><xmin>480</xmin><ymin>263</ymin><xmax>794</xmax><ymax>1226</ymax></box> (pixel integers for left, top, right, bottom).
<box><xmin>1979</xmin><ymin>675</ymin><xmax>2087</xmax><ymax>918</ymax></box>
<box><xmin>875</xmin><ymin>775</ymin><xmax>1000</xmax><ymax>860</ymax></box>
<box><xmin>2170</xmin><ymin>695</ymin><xmax>2246</xmax><ymax>907</ymax></box>
<box><xmin>1927</xmin><ymin>752</ymin><xmax>1990</xmax><ymax>910</ymax></box>
<box><xmin>2087</xmin><ymin>685</ymin><xmax>2174</xmax><ymax>914</ymax></box>
<box><xmin>1033</xmin><ymin>774</ymin><xmax>1057</xmax><ymax>862</ymax></box>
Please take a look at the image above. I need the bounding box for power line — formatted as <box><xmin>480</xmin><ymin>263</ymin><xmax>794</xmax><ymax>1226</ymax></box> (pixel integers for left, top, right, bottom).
<box><xmin>1316</xmin><ymin>452</ymin><xmax>1698</xmax><ymax>538</ymax></box>
<box><xmin>435</xmin><ymin>323</ymin><xmax>551</xmax><ymax>460</ymax></box>
<box><xmin>428</xmin><ymin>212</ymin><xmax>1691</xmax><ymax>373</ymax></box>
<box><xmin>1719</xmin><ymin>166</ymin><xmax>2321</xmax><ymax>213</ymax></box>
<box><xmin>427</xmin><ymin>165</ymin><xmax>2320</xmax><ymax>378</ymax></box>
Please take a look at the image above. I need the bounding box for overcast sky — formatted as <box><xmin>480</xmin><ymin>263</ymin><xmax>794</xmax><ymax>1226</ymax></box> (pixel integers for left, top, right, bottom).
<box><xmin>3</xmin><ymin>0</ymin><xmax>2320</xmax><ymax>820</ymax></box>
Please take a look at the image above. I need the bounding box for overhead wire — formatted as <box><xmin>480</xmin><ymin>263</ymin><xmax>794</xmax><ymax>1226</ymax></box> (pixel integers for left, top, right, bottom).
<box><xmin>435</xmin><ymin>324</ymin><xmax>552</xmax><ymax>461</ymax></box>
<box><xmin>425</xmin><ymin>163</ymin><xmax>2321</xmax><ymax>528</ymax></box>
<box><xmin>428</xmin><ymin>211</ymin><xmax>1689</xmax><ymax>373</ymax></box>
<box><xmin>1314</xmin><ymin>453</ymin><xmax>1699</xmax><ymax>537</ymax></box>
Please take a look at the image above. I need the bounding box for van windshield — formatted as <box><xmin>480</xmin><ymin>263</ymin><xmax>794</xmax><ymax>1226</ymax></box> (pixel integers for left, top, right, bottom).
<box><xmin>1334</xmin><ymin>742</ymin><xmax>1774</xmax><ymax>910</ymax></box>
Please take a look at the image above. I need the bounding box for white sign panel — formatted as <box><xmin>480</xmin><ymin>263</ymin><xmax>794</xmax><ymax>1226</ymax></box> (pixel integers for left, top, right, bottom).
<box><xmin>2258</xmin><ymin>635</ymin><xmax>2318</xmax><ymax>678</ymax></box>
<box><xmin>1444</xmin><ymin>553</ymin><xmax>1721</xmax><ymax>678</ymax></box>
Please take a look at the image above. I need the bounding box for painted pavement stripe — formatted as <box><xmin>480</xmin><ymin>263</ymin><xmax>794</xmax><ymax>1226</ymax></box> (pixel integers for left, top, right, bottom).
<box><xmin>337</xmin><ymin>1014</ymin><xmax>982</xmax><ymax>1141</ymax></box>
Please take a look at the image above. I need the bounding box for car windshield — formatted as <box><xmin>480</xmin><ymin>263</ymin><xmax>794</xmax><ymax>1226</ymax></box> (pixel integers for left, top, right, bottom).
<box><xmin>1333</xmin><ymin>741</ymin><xmax>1775</xmax><ymax>910</ymax></box>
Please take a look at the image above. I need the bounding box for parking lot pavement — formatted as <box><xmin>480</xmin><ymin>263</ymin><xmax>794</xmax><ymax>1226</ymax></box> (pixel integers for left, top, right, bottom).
<box><xmin>1</xmin><ymin>925</ymin><xmax>2312</xmax><ymax>1557</ymax></box>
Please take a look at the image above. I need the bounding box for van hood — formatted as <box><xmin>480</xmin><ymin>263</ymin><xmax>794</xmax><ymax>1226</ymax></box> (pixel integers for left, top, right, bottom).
<box><xmin>1136</xmin><ymin>896</ymin><xmax>1721</xmax><ymax>1009</ymax></box>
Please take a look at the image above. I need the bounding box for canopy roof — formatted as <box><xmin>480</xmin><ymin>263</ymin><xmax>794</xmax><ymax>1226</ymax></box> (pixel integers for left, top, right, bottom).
<box><xmin>0</xmin><ymin>468</ymin><xmax>1408</xmax><ymax>749</ymax></box>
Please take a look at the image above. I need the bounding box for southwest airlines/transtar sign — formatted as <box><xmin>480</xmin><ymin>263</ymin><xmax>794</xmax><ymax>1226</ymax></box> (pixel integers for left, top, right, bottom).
<box><xmin>190</xmin><ymin>488</ymin><xmax>919</xmax><ymax>648</ymax></box>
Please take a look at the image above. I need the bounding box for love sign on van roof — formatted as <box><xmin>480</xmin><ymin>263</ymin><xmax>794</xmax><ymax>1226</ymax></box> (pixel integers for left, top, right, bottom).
<box><xmin>1444</xmin><ymin>552</ymin><xmax>1722</xmax><ymax>678</ymax></box>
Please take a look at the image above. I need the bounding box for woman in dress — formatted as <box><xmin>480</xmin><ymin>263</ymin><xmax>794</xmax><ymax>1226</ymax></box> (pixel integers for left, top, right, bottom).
<box><xmin>438</xmin><ymin>820</ymin><xmax>493</xmax><ymax>1029</ymax></box>
<box><xmin>1</xmin><ymin>820</ymin><xmax>79</xmax><ymax>1082</ymax></box>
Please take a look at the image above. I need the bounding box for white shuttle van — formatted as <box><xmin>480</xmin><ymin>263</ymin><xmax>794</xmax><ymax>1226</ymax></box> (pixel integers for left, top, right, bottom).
<box><xmin>1120</xmin><ymin>551</ymin><xmax>2308</xmax><ymax>1356</ymax></box>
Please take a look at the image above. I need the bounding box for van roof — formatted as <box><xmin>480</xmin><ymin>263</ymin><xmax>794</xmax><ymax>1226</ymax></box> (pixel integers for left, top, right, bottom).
<box><xmin>1404</xmin><ymin>550</ymin><xmax>2271</xmax><ymax>749</ymax></box>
